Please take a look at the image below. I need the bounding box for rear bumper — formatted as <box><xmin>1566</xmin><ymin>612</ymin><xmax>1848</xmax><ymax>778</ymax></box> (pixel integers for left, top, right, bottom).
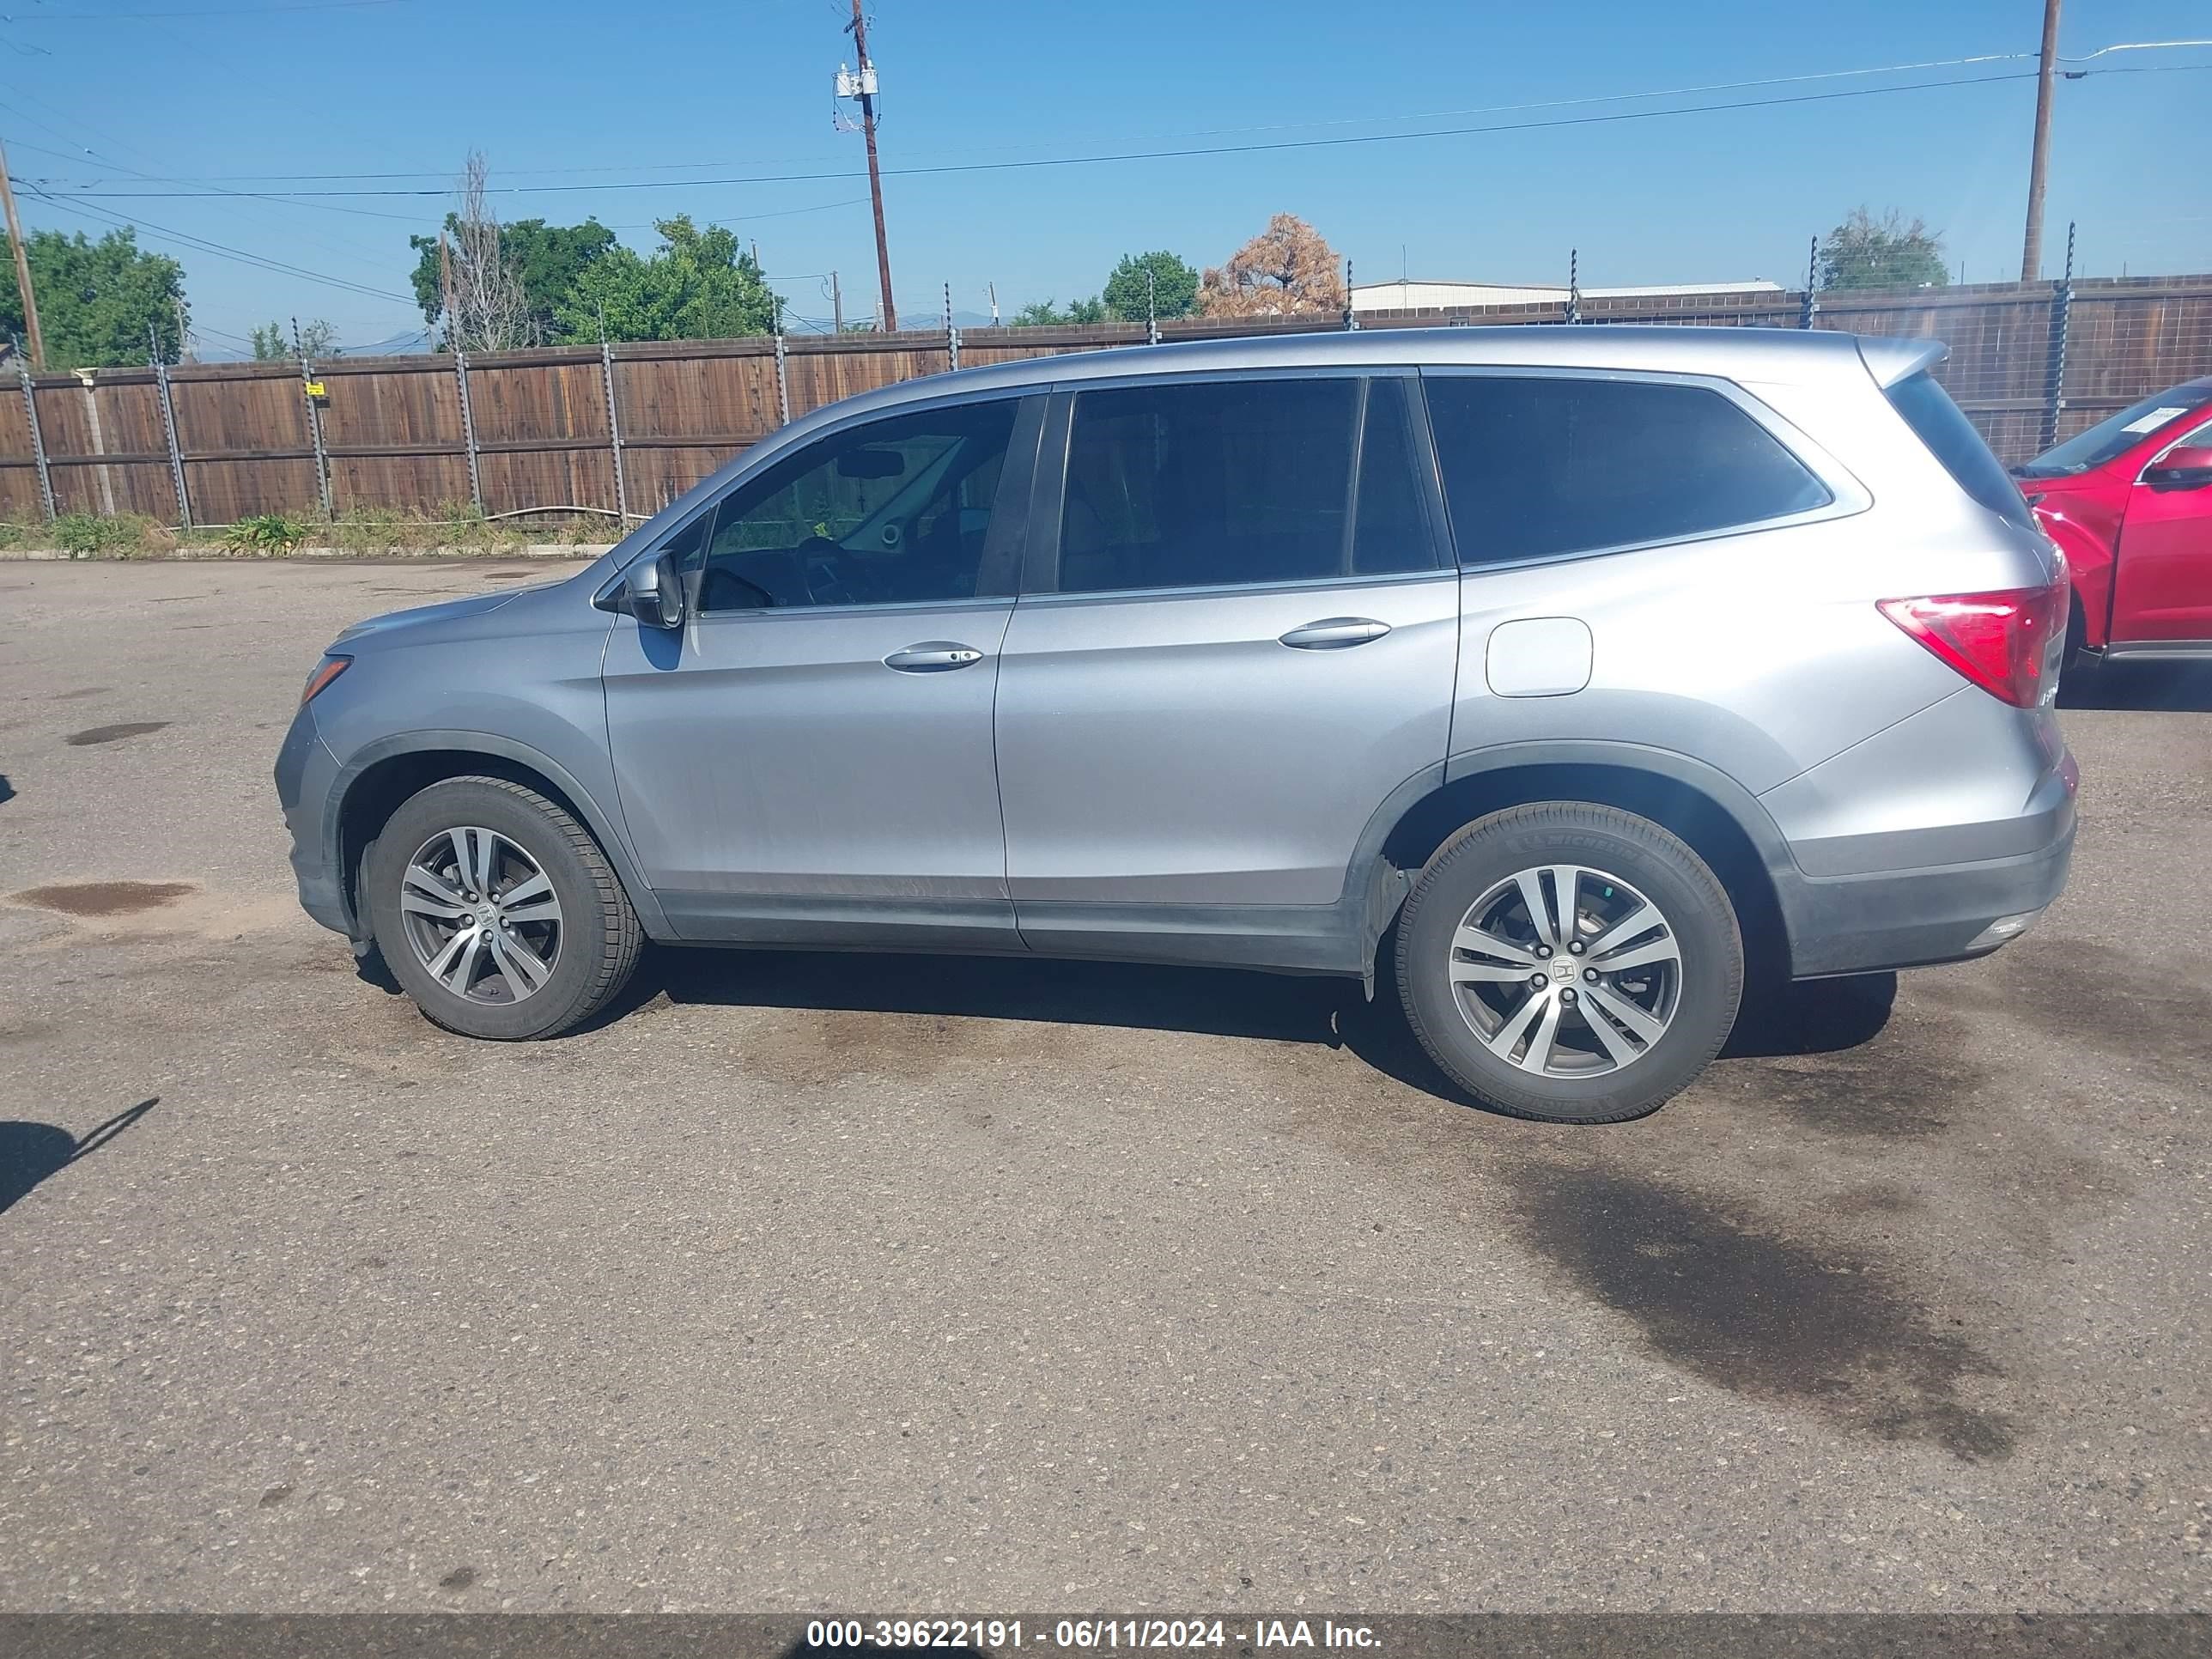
<box><xmin>1777</xmin><ymin>814</ymin><xmax>2075</xmax><ymax>977</ymax></box>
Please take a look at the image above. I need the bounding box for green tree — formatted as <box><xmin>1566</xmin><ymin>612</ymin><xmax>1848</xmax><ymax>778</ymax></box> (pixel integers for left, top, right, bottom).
<box><xmin>0</xmin><ymin>228</ymin><xmax>186</xmax><ymax>368</ymax></box>
<box><xmin>250</xmin><ymin>318</ymin><xmax>335</xmax><ymax>359</ymax></box>
<box><xmin>409</xmin><ymin>216</ymin><xmax>618</xmax><ymax>343</ymax></box>
<box><xmin>1102</xmin><ymin>250</ymin><xmax>1200</xmax><ymax>323</ymax></box>
<box><xmin>1012</xmin><ymin>295</ymin><xmax>1106</xmax><ymax>325</ymax></box>
<box><xmin>1818</xmin><ymin>207</ymin><xmax>1949</xmax><ymax>290</ymax></box>
<box><xmin>550</xmin><ymin>216</ymin><xmax>781</xmax><ymax>343</ymax></box>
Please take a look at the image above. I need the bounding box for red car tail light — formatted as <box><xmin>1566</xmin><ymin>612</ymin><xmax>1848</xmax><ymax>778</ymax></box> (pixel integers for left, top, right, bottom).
<box><xmin>1877</xmin><ymin>580</ymin><xmax>2066</xmax><ymax>708</ymax></box>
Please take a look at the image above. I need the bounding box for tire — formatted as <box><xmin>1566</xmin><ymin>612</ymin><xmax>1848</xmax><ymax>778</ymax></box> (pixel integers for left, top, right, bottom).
<box><xmin>364</xmin><ymin>775</ymin><xmax>643</xmax><ymax>1041</ymax></box>
<box><xmin>1395</xmin><ymin>802</ymin><xmax>1742</xmax><ymax>1124</ymax></box>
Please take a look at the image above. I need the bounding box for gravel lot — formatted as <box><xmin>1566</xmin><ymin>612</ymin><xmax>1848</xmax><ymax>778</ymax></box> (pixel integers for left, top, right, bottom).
<box><xmin>2</xmin><ymin>559</ymin><xmax>2209</xmax><ymax>1614</ymax></box>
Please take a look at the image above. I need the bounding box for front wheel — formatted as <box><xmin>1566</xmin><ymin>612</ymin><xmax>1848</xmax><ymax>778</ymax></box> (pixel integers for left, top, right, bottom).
<box><xmin>365</xmin><ymin>775</ymin><xmax>643</xmax><ymax>1040</ymax></box>
<box><xmin>1395</xmin><ymin>803</ymin><xmax>1743</xmax><ymax>1123</ymax></box>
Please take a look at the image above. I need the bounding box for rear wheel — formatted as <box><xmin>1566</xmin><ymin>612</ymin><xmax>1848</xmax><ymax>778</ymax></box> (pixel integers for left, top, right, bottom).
<box><xmin>365</xmin><ymin>775</ymin><xmax>642</xmax><ymax>1040</ymax></box>
<box><xmin>1395</xmin><ymin>803</ymin><xmax>1742</xmax><ymax>1123</ymax></box>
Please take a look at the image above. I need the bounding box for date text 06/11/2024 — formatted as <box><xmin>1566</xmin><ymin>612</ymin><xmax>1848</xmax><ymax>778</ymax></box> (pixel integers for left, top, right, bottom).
<box><xmin>803</xmin><ymin>1619</ymin><xmax>1383</xmax><ymax>1650</ymax></box>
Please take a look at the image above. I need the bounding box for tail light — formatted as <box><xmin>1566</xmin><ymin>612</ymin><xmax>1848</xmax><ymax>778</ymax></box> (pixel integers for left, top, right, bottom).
<box><xmin>1876</xmin><ymin>580</ymin><xmax>2065</xmax><ymax>708</ymax></box>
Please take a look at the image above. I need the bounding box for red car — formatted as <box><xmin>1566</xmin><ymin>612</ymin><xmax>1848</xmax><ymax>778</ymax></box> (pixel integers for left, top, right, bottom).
<box><xmin>2016</xmin><ymin>378</ymin><xmax>2212</xmax><ymax>665</ymax></box>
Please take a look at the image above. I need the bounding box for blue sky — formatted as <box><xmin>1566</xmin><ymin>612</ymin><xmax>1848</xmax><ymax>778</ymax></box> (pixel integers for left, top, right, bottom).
<box><xmin>3</xmin><ymin>0</ymin><xmax>2207</xmax><ymax>353</ymax></box>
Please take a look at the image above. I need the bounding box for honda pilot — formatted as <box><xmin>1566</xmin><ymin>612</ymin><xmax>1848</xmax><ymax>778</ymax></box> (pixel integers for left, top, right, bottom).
<box><xmin>276</xmin><ymin>327</ymin><xmax>2076</xmax><ymax>1122</ymax></box>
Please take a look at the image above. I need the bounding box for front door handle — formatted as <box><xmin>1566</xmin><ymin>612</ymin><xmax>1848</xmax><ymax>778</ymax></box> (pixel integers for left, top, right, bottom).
<box><xmin>884</xmin><ymin>641</ymin><xmax>986</xmax><ymax>672</ymax></box>
<box><xmin>1279</xmin><ymin>617</ymin><xmax>1391</xmax><ymax>650</ymax></box>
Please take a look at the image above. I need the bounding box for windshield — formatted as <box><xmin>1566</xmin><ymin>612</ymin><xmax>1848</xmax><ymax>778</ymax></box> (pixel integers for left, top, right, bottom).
<box><xmin>2014</xmin><ymin>386</ymin><xmax>2212</xmax><ymax>477</ymax></box>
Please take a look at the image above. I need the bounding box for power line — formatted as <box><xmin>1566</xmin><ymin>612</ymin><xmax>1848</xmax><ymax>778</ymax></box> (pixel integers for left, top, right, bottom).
<box><xmin>2</xmin><ymin>0</ymin><xmax>409</xmax><ymax>19</ymax></box>
<box><xmin>34</xmin><ymin>64</ymin><xmax>2207</xmax><ymax>202</ymax></box>
<box><xmin>27</xmin><ymin>187</ymin><xmax>416</xmax><ymax>304</ymax></box>
<box><xmin>0</xmin><ymin>46</ymin><xmax>2074</xmax><ymax>185</ymax></box>
<box><xmin>15</xmin><ymin>38</ymin><xmax>2205</xmax><ymax>195</ymax></box>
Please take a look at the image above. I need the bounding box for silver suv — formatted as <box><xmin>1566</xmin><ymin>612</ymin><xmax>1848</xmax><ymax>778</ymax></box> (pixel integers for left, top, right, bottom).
<box><xmin>276</xmin><ymin>327</ymin><xmax>2076</xmax><ymax>1122</ymax></box>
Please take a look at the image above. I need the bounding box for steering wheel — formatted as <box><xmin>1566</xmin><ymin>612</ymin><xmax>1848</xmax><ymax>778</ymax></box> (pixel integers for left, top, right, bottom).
<box><xmin>797</xmin><ymin>535</ymin><xmax>864</xmax><ymax>606</ymax></box>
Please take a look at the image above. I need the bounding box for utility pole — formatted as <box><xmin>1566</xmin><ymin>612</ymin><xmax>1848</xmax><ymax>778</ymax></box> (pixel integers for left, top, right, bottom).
<box><xmin>830</xmin><ymin>270</ymin><xmax>843</xmax><ymax>332</ymax></box>
<box><xmin>2020</xmin><ymin>0</ymin><xmax>2063</xmax><ymax>282</ymax></box>
<box><xmin>846</xmin><ymin>0</ymin><xmax>896</xmax><ymax>331</ymax></box>
<box><xmin>0</xmin><ymin>139</ymin><xmax>46</xmax><ymax>372</ymax></box>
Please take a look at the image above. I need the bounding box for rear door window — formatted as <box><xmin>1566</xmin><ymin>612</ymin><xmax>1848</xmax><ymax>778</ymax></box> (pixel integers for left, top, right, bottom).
<box><xmin>1424</xmin><ymin>374</ymin><xmax>1832</xmax><ymax>567</ymax></box>
<box><xmin>1054</xmin><ymin>376</ymin><xmax>1437</xmax><ymax>593</ymax></box>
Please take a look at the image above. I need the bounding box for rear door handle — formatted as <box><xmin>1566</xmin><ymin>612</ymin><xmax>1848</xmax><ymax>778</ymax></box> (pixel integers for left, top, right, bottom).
<box><xmin>1279</xmin><ymin>617</ymin><xmax>1391</xmax><ymax>650</ymax></box>
<box><xmin>884</xmin><ymin>641</ymin><xmax>986</xmax><ymax>672</ymax></box>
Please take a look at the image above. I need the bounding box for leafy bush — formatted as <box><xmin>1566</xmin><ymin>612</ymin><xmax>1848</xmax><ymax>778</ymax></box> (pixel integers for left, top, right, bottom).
<box><xmin>223</xmin><ymin>513</ymin><xmax>311</xmax><ymax>556</ymax></box>
<box><xmin>52</xmin><ymin>512</ymin><xmax>168</xmax><ymax>557</ymax></box>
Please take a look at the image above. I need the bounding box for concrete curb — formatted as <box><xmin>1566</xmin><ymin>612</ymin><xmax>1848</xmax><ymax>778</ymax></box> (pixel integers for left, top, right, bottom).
<box><xmin>0</xmin><ymin>543</ymin><xmax>616</xmax><ymax>562</ymax></box>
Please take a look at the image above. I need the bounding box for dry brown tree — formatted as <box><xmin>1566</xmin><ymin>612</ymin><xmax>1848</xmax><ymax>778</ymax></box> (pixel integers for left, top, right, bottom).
<box><xmin>1198</xmin><ymin>214</ymin><xmax>1347</xmax><ymax>317</ymax></box>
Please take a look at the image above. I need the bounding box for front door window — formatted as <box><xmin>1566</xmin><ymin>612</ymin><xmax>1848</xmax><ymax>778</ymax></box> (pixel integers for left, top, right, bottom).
<box><xmin>690</xmin><ymin>400</ymin><xmax>1018</xmax><ymax>612</ymax></box>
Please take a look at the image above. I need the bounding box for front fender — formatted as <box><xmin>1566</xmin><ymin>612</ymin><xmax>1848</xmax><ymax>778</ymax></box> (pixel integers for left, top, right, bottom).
<box><xmin>323</xmin><ymin>730</ymin><xmax>673</xmax><ymax>940</ymax></box>
<box><xmin>2034</xmin><ymin>501</ymin><xmax>2118</xmax><ymax>648</ymax></box>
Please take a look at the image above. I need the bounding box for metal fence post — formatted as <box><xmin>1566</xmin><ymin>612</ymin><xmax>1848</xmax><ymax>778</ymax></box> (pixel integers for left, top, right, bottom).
<box><xmin>599</xmin><ymin>339</ymin><xmax>629</xmax><ymax>526</ymax></box>
<box><xmin>17</xmin><ymin>359</ymin><xmax>53</xmax><ymax>521</ymax></box>
<box><xmin>1565</xmin><ymin>249</ymin><xmax>1581</xmax><ymax>325</ymax></box>
<box><xmin>773</xmin><ymin>332</ymin><xmax>791</xmax><ymax>426</ymax></box>
<box><xmin>2040</xmin><ymin>221</ymin><xmax>2075</xmax><ymax>454</ymax></box>
<box><xmin>945</xmin><ymin>283</ymin><xmax>960</xmax><ymax>372</ymax></box>
<box><xmin>453</xmin><ymin>346</ymin><xmax>483</xmax><ymax>515</ymax></box>
<box><xmin>153</xmin><ymin>350</ymin><xmax>191</xmax><ymax>528</ymax></box>
<box><xmin>297</xmin><ymin>334</ymin><xmax>333</xmax><ymax>519</ymax></box>
<box><xmin>1800</xmin><ymin>236</ymin><xmax>1820</xmax><ymax>331</ymax></box>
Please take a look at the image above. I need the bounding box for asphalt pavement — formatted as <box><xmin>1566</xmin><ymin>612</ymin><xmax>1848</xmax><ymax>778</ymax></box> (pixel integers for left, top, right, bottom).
<box><xmin>2</xmin><ymin>559</ymin><xmax>2208</xmax><ymax>1613</ymax></box>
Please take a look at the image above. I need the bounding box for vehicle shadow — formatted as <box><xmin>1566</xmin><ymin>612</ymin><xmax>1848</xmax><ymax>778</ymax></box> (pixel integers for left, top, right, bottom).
<box><xmin>0</xmin><ymin>1097</ymin><xmax>157</xmax><ymax>1218</ymax></box>
<box><xmin>0</xmin><ymin>772</ymin><xmax>14</xmax><ymax>808</ymax></box>
<box><xmin>2060</xmin><ymin>659</ymin><xmax>2212</xmax><ymax>712</ymax></box>
<box><xmin>635</xmin><ymin>945</ymin><xmax>1893</xmax><ymax>1114</ymax></box>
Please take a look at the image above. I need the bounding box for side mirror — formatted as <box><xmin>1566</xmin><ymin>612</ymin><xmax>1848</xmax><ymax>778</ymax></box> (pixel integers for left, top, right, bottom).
<box><xmin>2143</xmin><ymin>446</ymin><xmax>2212</xmax><ymax>491</ymax></box>
<box><xmin>624</xmin><ymin>551</ymin><xmax>686</xmax><ymax>629</ymax></box>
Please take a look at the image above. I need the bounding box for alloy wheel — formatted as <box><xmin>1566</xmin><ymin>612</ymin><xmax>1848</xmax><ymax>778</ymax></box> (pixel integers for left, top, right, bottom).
<box><xmin>397</xmin><ymin>826</ymin><xmax>563</xmax><ymax>1005</ymax></box>
<box><xmin>1445</xmin><ymin>863</ymin><xmax>1682</xmax><ymax>1077</ymax></box>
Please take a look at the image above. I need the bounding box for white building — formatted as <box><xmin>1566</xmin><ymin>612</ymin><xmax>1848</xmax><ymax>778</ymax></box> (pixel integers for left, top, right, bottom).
<box><xmin>1349</xmin><ymin>278</ymin><xmax>1784</xmax><ymax>313</ymax></box>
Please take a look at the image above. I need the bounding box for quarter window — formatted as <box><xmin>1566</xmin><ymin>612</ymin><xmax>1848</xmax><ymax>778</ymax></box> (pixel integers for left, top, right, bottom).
<box><xmin>1425</xmin><ymin>375</ymin><xmax>1832</xmax><ymax>567</ymax></box>
<box><xmin>690</xmin><ymin>399</ymin><xmax>1018</xmax><ymax>612</ymax></box>
<box><xmin>1057</xmin><ymin>376</ymin><xmax>1435</xmax><ymax>594</ymax></box>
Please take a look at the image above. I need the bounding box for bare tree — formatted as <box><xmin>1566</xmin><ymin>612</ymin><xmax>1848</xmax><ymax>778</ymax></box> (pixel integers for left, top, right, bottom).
<box><xmin>444</xmin><ymin>151</ymin><xmax>532</xmax><ymax>352</ymax></box>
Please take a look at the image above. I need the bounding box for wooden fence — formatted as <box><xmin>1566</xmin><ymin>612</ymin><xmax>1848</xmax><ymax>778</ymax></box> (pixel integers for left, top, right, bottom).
<box><xmin>4</xmin><ymin>273</ymin><xmax>2209</xmax><ymax>527</ymax></box>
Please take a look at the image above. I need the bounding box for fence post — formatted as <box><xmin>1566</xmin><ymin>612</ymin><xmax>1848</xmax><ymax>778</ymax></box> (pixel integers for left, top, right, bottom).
<box><xmin>453</xmin><ymin>346</ymin><xmax>483</xmax><ymax>515</ymax></box>
<box><xmin>17</xmin><ymin>359</ymin><xmax>53</xmax><ymax>521</ymax></box>
<box><xmin>945</xmin><ymin>283</ymin><xmax>960</xmax><ymax>372</ymax></box>
<box><xmin>152</xmin><ymin>344</ymin><xmax>191</xmax><ymax>528</ymax></box>
<box><xmin>74</xmin><ymin>368</ymin><xmax>116</xmax><ymax>516</ymax></box>
<box><xmin>599</xmin><ymin>339</ymin><xmax>629</xmax><ymax>526</ymax></box>
<box><xmin>1565</xmin><ymin>249</ymin><xmax>1581</xmax><ymax>325</ymax></box>
<box><xmin>1800</xmin><ymin>236</ymin><xmax>1820</xmax><ymax>331</ymax></box>
<box><xmin>2040</xmin><ymin>221</ymin><xmax>2075</xmax><ymax>454</ymax></box>
<box><xmin>296</xmin><ymin>324</ymin><xmax>333</xmax><ymax>519</ymax></box>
